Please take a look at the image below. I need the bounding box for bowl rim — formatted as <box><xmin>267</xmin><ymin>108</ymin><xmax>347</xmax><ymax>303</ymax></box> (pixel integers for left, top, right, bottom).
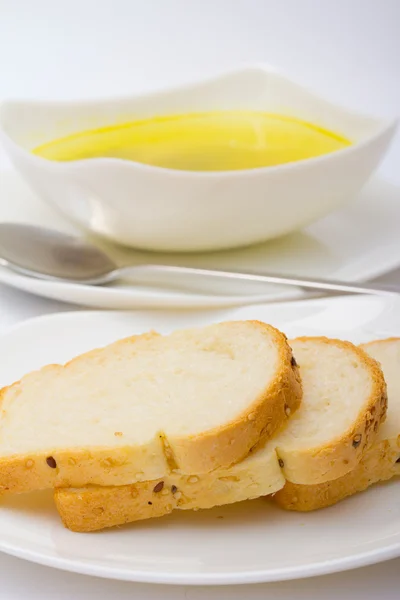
<box><xmin>0</xmin><ymin>64</ymin><xmax>397</xmax><ymax>178</ymax></box>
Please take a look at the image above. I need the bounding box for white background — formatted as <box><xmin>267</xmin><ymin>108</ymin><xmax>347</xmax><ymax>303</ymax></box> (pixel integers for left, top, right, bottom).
<box><xmin>0</xmin><ymin>1</ymin><xmax>400</xmax><ymax>598</ymax></box>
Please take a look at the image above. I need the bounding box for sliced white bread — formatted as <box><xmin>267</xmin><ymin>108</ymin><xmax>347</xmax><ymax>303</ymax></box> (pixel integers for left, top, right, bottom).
<box><xmin>274</xmin><ymin>338</ymin><xmax>400</xmax><ymax>511</ymax></box>
<box><xmin>55</xmin><ymin>442</ymin><xmax>286</xmax><ymax>532</ymax></box>
<box><xmin>0</xmin><ymin>321</ymin><xmax>302</xmax><ymax>495</ymax></box>
<box><xmin>54</xmin><ymin>336</ymin><xmax>387</xmax><ymax>532</ymax></box>
<box><xmin>274</xmin><ymin>337</ymin><xmax>386</xmax><ymax>484</ymax></box>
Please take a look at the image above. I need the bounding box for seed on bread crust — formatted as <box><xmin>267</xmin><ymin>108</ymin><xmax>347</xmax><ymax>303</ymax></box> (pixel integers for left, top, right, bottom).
<box><xmin>46</xmin><ymin>456</ymin><xmax>57</xmax><ymax>469</ymax></box>
<box><xmin>153</xmin><ymin>481</ymin><xmax>164</xmax><ymax>493</ymax></box>
<box><xmin>352</xmin><ymin>434</ymin><xmax>362</xmax><ymax>448</ymax></box>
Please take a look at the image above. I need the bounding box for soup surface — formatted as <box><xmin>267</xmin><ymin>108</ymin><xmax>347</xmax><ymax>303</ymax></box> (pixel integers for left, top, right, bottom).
<box><xmin>33</xmin><ymin>111</ymin><xmax>351</xmax><ymax>171</ymax></box>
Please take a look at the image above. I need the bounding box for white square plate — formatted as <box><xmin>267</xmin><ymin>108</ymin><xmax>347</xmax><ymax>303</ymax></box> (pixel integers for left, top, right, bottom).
<box><xmin>0</xmin><ymin>295</ymin><xmax>399</xmax><ymax>584</ymax></box>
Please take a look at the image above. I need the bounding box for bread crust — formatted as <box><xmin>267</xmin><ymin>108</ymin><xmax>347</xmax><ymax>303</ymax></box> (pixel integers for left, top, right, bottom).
<box><xmin>55</xmin><ymin>447</ymin><xmax>285</xmax><ymax>532</ymax></box>
<box><xmin>276</xmin><ymin>337</ymin><xmax>387</xmax><ymax>485</ymax></box>
<box><xmin>0</xmin><ymin>321</ymin><xmax>302</xmax><ymax>495</ymax></box>
<box><xmin>273</xmin><ymin>437</ymin><xmax>400</xmax><ymax>511</ymax></box>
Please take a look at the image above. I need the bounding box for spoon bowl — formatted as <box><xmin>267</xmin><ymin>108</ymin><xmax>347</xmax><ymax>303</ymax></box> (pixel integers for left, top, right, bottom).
<box><xmin>0</xmin><ymin>223</ymin><xmax>117</xmax><ymax>283</ymax></box>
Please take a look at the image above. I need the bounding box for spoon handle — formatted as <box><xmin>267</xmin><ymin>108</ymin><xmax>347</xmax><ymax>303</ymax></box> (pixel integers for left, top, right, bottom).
<box><xmin>116</xmin><ymin>264</ymin><xmax>400</xmax><ymax>297</ymax></box>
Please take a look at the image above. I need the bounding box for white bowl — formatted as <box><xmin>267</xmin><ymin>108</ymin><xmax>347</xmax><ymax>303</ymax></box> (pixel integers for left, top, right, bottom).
<box><xmin>0</xmin><ymin>66</ymin><xmax>396</xmax><ymax>252</ymax></box>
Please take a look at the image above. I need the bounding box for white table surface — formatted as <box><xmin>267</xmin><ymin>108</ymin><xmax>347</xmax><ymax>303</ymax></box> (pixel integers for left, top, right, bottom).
<box><xmin>1</xmin><ymin>553</ymin><xmax>400</xmax><ymax>600</ymax></box>
<box><xmin>1</xmin><ymin>0</ymin><xmax>400</xmax><ymax>597</ymax></box>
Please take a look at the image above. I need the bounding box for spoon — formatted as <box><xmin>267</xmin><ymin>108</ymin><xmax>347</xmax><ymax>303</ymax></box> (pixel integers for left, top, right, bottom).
<box><xmin>0</xmin><ymin>223</ymin><xmax>398</xmax><ymax>297</ymax></box>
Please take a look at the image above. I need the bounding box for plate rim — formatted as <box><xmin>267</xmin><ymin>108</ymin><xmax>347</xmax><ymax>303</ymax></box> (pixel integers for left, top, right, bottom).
<box><xmin>0</xmin><ymin>264</ymin><xmax>302</xmax><ymax>308</ymax></box>
<box><xmin>0</xmin><ymin>535</ymin><xmax>398</xmax><ymax>585</ymax></box>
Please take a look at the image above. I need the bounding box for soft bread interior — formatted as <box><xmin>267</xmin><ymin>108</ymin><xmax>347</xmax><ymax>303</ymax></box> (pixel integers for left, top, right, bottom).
<box><xmin>54</xmin><ymin>336</ymin><xmax>387</xmax><ymax>531</ymax></box>
<box><xmin>0</xmin><ymin>322</ymin><xmax>281</xmax><ymax>453</ymax></box>
<box><xmin>276</xmin><ymin>338</ymin><xmax>375</xmax><ymax>449</ymax></box>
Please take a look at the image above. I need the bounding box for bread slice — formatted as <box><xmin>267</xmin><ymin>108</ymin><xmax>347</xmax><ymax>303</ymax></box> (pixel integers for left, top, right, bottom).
<box><xmin>274</xmin><ymin>337</ymin><xmax>387</xmax><ymax>484</ymax></box>
<box><xmin>274</xmin><ymin>338</ymin><xmax>400</xmax><ymax>511</ymax></box>
<box><xmin>54</xmin><ymin>336</ymin><xmax>387</xmax><ymax>532</ymax></box>
<box><xmin>55</xmin><ymin>442</ymin><xmax>286</xmax><ymax>532</ymax></box>
<box><xmin>0</xmin><ymin>320</ymin><xmax>302</xmax><ymax>495</ymax></box>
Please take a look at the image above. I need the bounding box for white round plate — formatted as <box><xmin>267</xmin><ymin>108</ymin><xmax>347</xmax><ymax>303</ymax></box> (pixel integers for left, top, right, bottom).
<box><xmin>1</xmin><ymin>170</ymin><xmax>400</xmax><ymax>307</ymax></box>
<box><xmin>0</xmin><ymin>267</ymin><xmax>298</xmax><ymax>309</ymax></box>
<box><xmin>0</xmin><ymin>294</ymin><xmax>399</xmax><ymax>584</ymax></box>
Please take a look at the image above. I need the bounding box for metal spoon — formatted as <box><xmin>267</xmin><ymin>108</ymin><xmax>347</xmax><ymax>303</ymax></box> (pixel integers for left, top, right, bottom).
<box><xmin>0</xmin><ymin>223</ymin><xmax>398</xmax><ymax>297</ymax></box>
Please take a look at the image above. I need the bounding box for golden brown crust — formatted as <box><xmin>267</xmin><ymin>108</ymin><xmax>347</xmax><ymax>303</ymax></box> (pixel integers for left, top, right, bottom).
<box><xmin>56</xmin><ymin>482</ymin><xmax>177</xmax><ymax>532</ymax></box>
<box><xmin>0</xmin><ymin>321</ymin><xmax>302</xmax><ymax>495</ymax></box>
<box><xmin>273</xmin><ymin>437</ymin><xmax>400</xmax><ymax>511</ymax></box>
<box><xmin>361</xmin><ymin>337</ymin><xmax>400</xmax><ymax>347</ymax></box>
<box><xmin>276</xmin><ymin>337</ymin><xmax>387</xmax><ymax>485</ymax></box>
<box><xmin>0</xmin><ymin>442</ymin><xmax>169</xmax><ymax>494</ymax></box>
<box><xmin>55</xmin><ymin>445</ymin><xmax>285</xmax><ymax>532</ymax></box>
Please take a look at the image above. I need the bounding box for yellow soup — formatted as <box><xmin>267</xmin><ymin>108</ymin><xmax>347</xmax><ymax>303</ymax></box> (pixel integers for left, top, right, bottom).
<box><xmin>33</xmin><ymin>111</ymin><xmax>351</xmax><ymax>171</ymax></box>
